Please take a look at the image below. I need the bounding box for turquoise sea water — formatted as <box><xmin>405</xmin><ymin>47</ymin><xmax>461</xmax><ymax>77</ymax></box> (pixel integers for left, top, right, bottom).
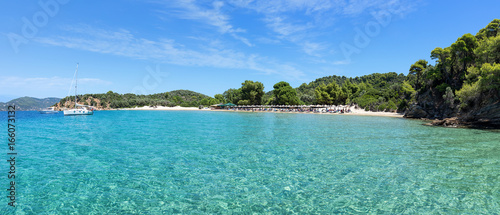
<box><xmin>1</xmin><ymin>110</ymin><xmax>499</xmax><ymax>214</ymax></box>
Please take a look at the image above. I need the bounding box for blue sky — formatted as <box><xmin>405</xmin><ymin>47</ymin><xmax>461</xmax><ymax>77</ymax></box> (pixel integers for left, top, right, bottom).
<box><xmin>1</xmin><ymin>0</ymin><xmax>499</xmax><ymax>102</ymax></box>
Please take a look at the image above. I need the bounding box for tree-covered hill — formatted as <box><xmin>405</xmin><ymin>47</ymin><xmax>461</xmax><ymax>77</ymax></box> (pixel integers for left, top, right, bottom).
<box><xmin>295</xmin><ymin>72</ymin><xmax>410</xmax><ymax>112</ymax></box>
<box><xmin>219</xmin><ymin>74</ymin><xmax>411</xmax><ymax>113</ymax></box>
<box><xmin>56</xmin><ymin>90</ymin><xmax>216</xmax><ymax>109</ymax></box>
<box><xmin>50</xmin><ymin>19</ymin><xmax>499</xmax><ymax>127</ymax></box>
<box><xmin>0</xmin><ymin>97</ymin><xmax>61</xmax><ymax>111</ymax></box>
<box><xmin>404</xmin><ymin>19</ymin><xmax>500</xmax><ymax>127</ymax></box>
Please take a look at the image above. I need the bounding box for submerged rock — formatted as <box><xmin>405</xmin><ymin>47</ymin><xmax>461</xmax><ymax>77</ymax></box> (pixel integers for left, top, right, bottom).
<box><xmin>431</xmin><ymin>117</ymin><xmax>460</xmax><ymax>127</ymax></box>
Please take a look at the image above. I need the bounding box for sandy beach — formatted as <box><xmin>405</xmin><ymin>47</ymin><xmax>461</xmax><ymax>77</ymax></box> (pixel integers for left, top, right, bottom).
<box><xmin>120</xmin><ymin>106</ymin><xmax>208</xmax><ymax>111</ymax></box>
<box><xmin>118</xmin><ymin>105</ymin><xmax>404</xmax><ymax>117</ymax></box>
<box><xmin>348</xmin><ymin>108</ymin><xmax>404</xmax><ymax>117</ymax></box>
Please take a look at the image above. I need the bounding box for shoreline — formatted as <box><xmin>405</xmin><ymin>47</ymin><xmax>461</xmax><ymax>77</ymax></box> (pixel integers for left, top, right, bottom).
<box><xmin>116</xmin><ymin>106</ymin><xmax>404</xmax><ymax>118</ymax></box>
<box><xmin>113</xmin><ymin>106</ymin><xmax>496</xmax><ymax>129</ymax></box>
<box><xmin>119</xmin><ymin>106</ymin><xmax>209</xmax><ymax>111</ymax></box>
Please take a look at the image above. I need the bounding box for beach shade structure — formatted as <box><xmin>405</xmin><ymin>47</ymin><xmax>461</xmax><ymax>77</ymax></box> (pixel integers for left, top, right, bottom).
<box><xmin>210</xmin><ymin>103</ymin><xmax>224</xmax><ymax>109</ymax></box>
<box><xmin>221</xmin><ymin>103</ymin><xmax>237</xmax><ymax>107</ymax></box>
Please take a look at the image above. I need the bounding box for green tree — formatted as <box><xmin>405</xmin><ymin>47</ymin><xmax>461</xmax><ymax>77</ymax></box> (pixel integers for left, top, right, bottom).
<box><xmin>477</xmin><ymin>63</ymin><xmax>500</xmax><ymax>91</ymax></box>
<box><xmin>315</xmin><ymin>84</ymin><xmax>332</xmax><ymax>105</ymax></box>
<box><xmin>214</xmin><ymin>94</ymin><xmax>225</xmax><ymax>104</ymax></box>
<box><xmin>476</xmin><ymin>19</ymin><xmax>500</xmax><ymax>40</ymax></box>
<box><xmin>314</xmin><ymin>82</ymin><xmax>345</xmax><ymax>105</ymax></box>
<box><xmin>240</xmin><ymin>80</ymin><xmax>265</xmax><ymax>105</ymax></box>
<box><xmin>443</xmin><ymin>87</ymin><xmax>455</xmax><ymax>108</ymax></box>
<box><xmin>475</xmin><ymin>35</ymin><xmax>500</xmax><ymax>65</ymax></box>
<box><xmin>299</xmin><ymin>94</ymin><xmax>314</xmax><ymax>104</ymax></box>
<box><xmin>455</xmin><ymin>63</ymin><xmax>499</xmax><ymax>110</ymax></box>
<box><xmin>273</xmin><ymin>81</ymin><xmax>300</xmax><ymax>105</ymax></box>
<box><xmin>172</xmin><ymin>95</ymin><xmax>183</xmax><ymax>105</ymax></box>
<box><xmin>409</xmin><ymin>59</ymin><xmax>428</xmax><ymax>89</ymax></box>
<box><xmin>451</xmin><ymin>34</ymin><xmax>478</xmax><ymax>81</ymax></box>
<box><xmin>237</xmin><ymin>99</ymin><xmax>250</xmax><ymax>105</ymax></box>
<box><xmin>223</xmin><ymin>88</ymin><xmax>241</xmax><ymax>104</ymax></box>
<box><xmin>341</xmin><ymin>80</ymin><xmax>358</xmax><ymax>104</ymax></box>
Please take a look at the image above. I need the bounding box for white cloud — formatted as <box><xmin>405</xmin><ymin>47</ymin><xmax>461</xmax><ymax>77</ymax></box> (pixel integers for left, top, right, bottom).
<box><xmin>154</xmin><ymin>0</ymin><xmax>253</xmax><ymax>46</ymax></box>
<box><xmin>230</xmin><ymin>0</ymin><xmax>413</xmax><ymax>16</ymax></box>
<box><xmin>149</xmin><ymin>0</ymin><xmax>415</xmax><ymax>58</ymax></box>
<box><xmin>229</xmin><ymin>0</ymin><xmax>337</xmax><ymax>14</ymax></box>
<box><xmin>35</xmin><ymin>25</ymin><xmax>305</xmax><ymax>80</ymax></box>
<box><xmin>0</xmin><ymin>76</ymin><xmax>112</xmax><ymax>98</ymax></box>
<box><xmin>332</xmin><ymin>60</ymin><xmax>351</xmax><ymax>65</ymax></box>
<box><xmin>0</xmin><ymin>76</ymin><xmax>111</xmax><ymax>88</ymax></box>
<box><xmin>302</xmin><ymin>41</ymin><xmax>325</xmax><ymax>57</ymax></box>
<box><xmin>226</xmin><ymin>0</ymin><xmax>415</xmax><ymax>57</ymax></box>
<box><xmin>264</xmin><ymin>16</ymin><xmax>312</xmax><ymax>38</ymax></box>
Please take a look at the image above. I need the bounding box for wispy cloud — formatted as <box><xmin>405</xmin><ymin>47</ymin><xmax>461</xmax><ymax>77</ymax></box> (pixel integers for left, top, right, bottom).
<box><xmin>264</xmin><ymin>16</ymin><xmax>312</xmax><ymax>38</ymax></box>
<box><xmin>153</xmin><ymin>0</ymin><xmax>253</xmax><ymax>46</ymax></box>
<box><xmin>234</xmin><ymin>0</ymin><xmax>413</xmax><ymax>16</ymax></box>
<box><xmin>149</xmin><ymin>0</ymin><xmax>415</xmax><ymax>60</ymax></box>
<box><xmin>342</xmin><ymin>0</ymin><xmax>416</xmax><ymax>16</ymax></box>
<box><xmin>332</xmin><ymin>60</ymin><xmax>351</xmax><ymax>65</ymax></box>
<box><xmin>35</xmin><ymin>25</ymin><xmax>305</xmax><ymax>80</ymax></box>
<box><xmin>0</xmin><ymin>76</ymin><xmax>111</xmax><ymax>88</ymax></box>
<box><xmin>302</xmin><ymin>41</ymin><xmax>325</xmax><ymax>57</ymax></box>
<box><xmin>0</xmin><ymin>76</ymin><xmax>112</xmax><ymax>98</ymax></box>
<box><xmin>227</xmin><ymin>0</ymin><xmax>415</xmax><ymax>57</ymax></box>
<box><xmin>229</xmin><ymin>0</ymin><xmax>337</xmax><ymax>14</ymax></box>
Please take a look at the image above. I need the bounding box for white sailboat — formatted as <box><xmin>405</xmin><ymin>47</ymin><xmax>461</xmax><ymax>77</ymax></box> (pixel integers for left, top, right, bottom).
<box><xmin>64</xmin><ymin>63</ymin><xmax>94</xmax><ymax>116</ymax></box>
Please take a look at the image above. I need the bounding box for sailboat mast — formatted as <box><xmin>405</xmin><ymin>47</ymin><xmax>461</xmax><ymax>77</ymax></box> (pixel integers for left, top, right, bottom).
<box><xmin>75</xmin><ymin>63</ymin><xmax>78</xmax><ymax>106</ymax></box>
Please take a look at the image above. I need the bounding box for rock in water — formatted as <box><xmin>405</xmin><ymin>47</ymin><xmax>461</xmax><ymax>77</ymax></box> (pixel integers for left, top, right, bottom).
<box><xmin>404</xmin><ymin>104</ymin><xmax>429</xmax><ymax>119</ymax></box>
<box><xmin>461</xmin><ymin>102</ymin><xmax>500</xmax><ymax>128</ymax></box>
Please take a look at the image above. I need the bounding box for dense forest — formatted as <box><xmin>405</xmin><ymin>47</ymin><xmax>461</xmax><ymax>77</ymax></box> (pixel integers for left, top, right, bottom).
<box><xmin>218</xmin><ymin>73</ymin><xmax>410</xmax><ymax>113</ymax></box>
<box><xmin>57</xmin><ymin>19</ymin><xmax>499</xmax><ymax>127</ymax></box>
<box><xmin>406</xmin><ymin>19</ymin><xmax>500</xmax><ymax>127</ymax></box>
<box><xmin>56</xmin><ymin>90</ymin><xmax>215</xmax><ymax>109</ymax></box>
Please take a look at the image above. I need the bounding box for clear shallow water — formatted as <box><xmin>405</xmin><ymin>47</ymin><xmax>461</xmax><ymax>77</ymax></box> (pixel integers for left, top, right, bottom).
<box><xmin>1</xmin><ymin>111</ymin><xmax>499</xmax><ymax>214</ymax></box>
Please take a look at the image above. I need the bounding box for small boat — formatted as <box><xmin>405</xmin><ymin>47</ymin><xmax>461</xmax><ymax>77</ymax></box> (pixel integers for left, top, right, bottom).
<box><xmin>63</xmin><ymin>104</ymin><xmax>94</xmax><ymax>116</ymax></box>
<box><xmin>39</xmin><ymin>107</ymin><xmax>59</xmax><ymax>114</ymax></box>
<box><xmin>63</xmin><ymin>63</ymin><xmax>94</xmax><ymax>116</ymax></box>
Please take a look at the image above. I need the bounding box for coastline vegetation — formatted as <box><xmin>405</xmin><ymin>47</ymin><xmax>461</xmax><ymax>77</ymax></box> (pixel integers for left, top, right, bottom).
<box><xmin>58</xmin><ymin>90</ymin><xmax>216</xmax><ymax>109</ymax></box>
<box><xmin>56</xmin><ymin>19</ymin><xmax>499</xmax><ymax>126</ymax></box>
<box><xmin>406</xmin><ymin>19</ymin><xmax>499</xmax><ymax>127</ymax></box>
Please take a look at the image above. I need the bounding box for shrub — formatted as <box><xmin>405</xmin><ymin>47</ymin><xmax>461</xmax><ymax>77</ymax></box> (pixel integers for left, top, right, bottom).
<box><xmin>455</xmin><ymin>82</ymin><xmax>480</xmax><ymax>110</ymax></box>
<box><xmin>436</xmin><ymin>83</ymin><xmax>450</xmax><ymax>93</ymax></box>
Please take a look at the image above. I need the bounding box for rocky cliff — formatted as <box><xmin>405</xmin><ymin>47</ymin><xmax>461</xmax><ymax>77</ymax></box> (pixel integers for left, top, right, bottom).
<box><xmin>405</xmin><ymin>88</ymin><xmax>500</xmax><ymax>128</ymax></box>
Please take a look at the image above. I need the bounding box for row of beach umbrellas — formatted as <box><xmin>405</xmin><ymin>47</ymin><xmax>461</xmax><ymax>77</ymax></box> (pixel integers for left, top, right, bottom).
<box><xmin>228</xmin><ymin>105</ymin><xmax>351</xmax><ymax>108</ymax></box>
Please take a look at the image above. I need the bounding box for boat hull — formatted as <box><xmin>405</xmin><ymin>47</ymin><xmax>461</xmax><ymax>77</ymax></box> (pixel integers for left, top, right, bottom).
<box><xmin>63</xmin><ymin>109</ymin><xmax>94</xmax><ymax>116</ymax></box>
